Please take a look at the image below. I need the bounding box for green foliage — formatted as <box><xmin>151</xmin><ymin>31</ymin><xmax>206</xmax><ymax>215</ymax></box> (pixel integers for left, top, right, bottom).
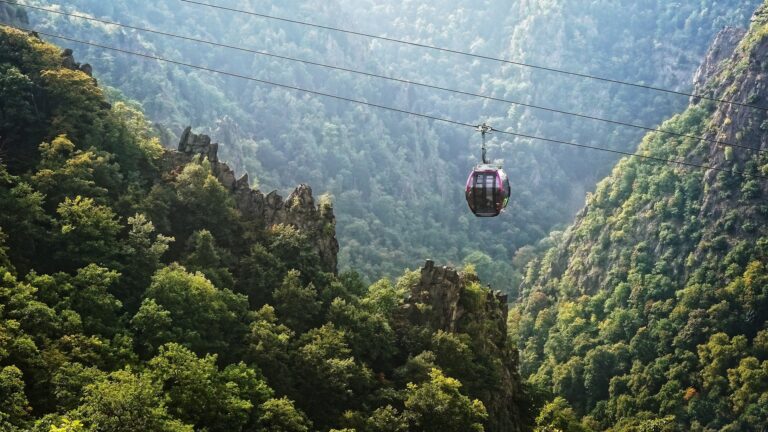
<box><xmin>237</xmin><ymin>243</ymin><xmax>285</xmax><ymax>307</ymax></box>
<box><xmin>292</xmin><ymin>323</ymin><xmax>374</xmax><ymax>428</ymax></box>
<box><xmin>110</xmin><ymin>102</ymin><xmax>164</xmax><ymax>162</ymax></box>
<box><xmin>363</xmin><ymin>277</ymin><xmax>408</xmax><ymax>317</ymax></box>
<box><xmin>535</xmin><ymin>397</ymin><xmax>591</xmax><ymax>432</ymax></box>
<box><xmin>127</xmin><ymin>300</ymin><xmax>165</xmax><ymax>357</ymax></box>
<box><xmin>0</xmin><ymin>65</ymin><xmax>38</xmax><ymax>155</ymax></box>
<box><xmin>268</xmin><ymin>224</ymin><xmax>323</xmax><ymax>282</ymax></box>
<box><xmin>148</xmin><ymin>343</ymin><xmax>272</xmax><ymax>432</ymax></box>
<box><xmin>364</xmin><ymin>406</ymin><xmax>410</xmax><ymax>432</ymax></box>
<box><xmin>431</xmin><ymin>330</ymin><xmax>480</xmax><ymax>387</ymax></box>
<box><xmin>245</xmin><ymin>305</ymin><xmax>295</xmax><ymax>395</ymax></box>
<box><xmin>272</xmin><ymin>269</ymin><xmax>321</xmax><ymax>333</ymax></box>
<box><xmin>54</xmin><ymin>196</ymin><xmax>122</xmax><ymax>271</ymax></box>
<box><xmin>403</xmin><ymin>368</ymin><xmax>488</xmax><ymax>432</ymax></box>
<box><xmin>0</xmin><ymin>26</ymin><xmax>544</xmax><ymax>432</ymax></box>
<box><xmin>14</xmin><ymin>7</ymin><xmax>765</xmax><ymax>428</ymax></box>
<box><xmin>0</xmin><ymin>166</ymin><xmax>48</xmax><ymax>272</ymax></box>
<box><xmin>62</xmin><ymin>264</ymin><xmax>123</xmax><ymax>337</ymax></box>
<box><xmin>0</xmin><ymin>365</ymin><xmax>31</xmax><ymax>431</ymax></box>
<box><xmin>173</xmin><ymin>160</ymin><xmax>239</xmax><ymax>245</ymax></box>
<box><xmin>0</xmin><ymin>26</ymin><xmax>59</xmax><ymax>79</ymax></box>
<box><xmin>257</xmin><ymin>397</ymin><xmax>313</xmax><ymax>432</ymax></box>
<box><xmin>51</xmin><ymin>363</ymin><xmax>105</xmax><ymax>411</ymax></box>
<box><xmin>136</xmin><ymin>264</ymin><xmax>249</xmax><ymax>359</ymax></box>
<box><xmin>40</xmin><ymin>68</ymin><xmax>106</xmax><ymax>146</ymax></box>
<box><xmin>0</xmin><ymin>24</ymin><xmax>130</xmax><ymax>179</ymax></box>
<box><xmin>48</xmin><ymin>418</ymin><xmax>86</xmax><ymax>432</ymax></box>
<box><xmin>328</xmin><ymin>297</ymin><xmax>396</xmax><ymax>367</ymax></box>
<box><xmin>120</xmin><ymin>213</ymin><xmax>173</xmax><ymax>308</ymax></box>
<box><xmin>74</xmin><ymin>369</ymin><xmax>193</xmax><ymax>432</ymax></box>
<box><xmin>181</xmin><ymin>229</ymin><xmax>234</xmax><ymax>290</ymax></box>
<box><xmin>32</xmin><ymin>135</ymin><xmax>121</xmax><ymax>210</ymax></box>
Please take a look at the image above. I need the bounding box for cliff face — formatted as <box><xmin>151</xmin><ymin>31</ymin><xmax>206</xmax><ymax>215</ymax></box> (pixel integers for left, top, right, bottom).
<box><xmin>692</xmin><ymin>27</ymin><xmax>747</xmax><ymax>94</ymax></box>
<box><xmin>533</xmin><ymin>13</ymin><xmax>768</xmax><ymax>293</ymax></box>
<box><xmin>515</xmin><ymin>3</ymin><xmax>768</xmax><ymax>429</ymax></box>
<box><xmin>407</xmin><ymin>260</ymin><xmax>509</xmax><ymax>335</ymax></box>
<box><xmin>404</xmin><ymin>260</ymin><xmax>527</xmax><ymax>432</ymax></box>
<box><xmin>166</xmin><ymin>126</ymin><xmax>339</xmax><ymax>273</ymax></box>
<box><xmin>690</xmin><ymin>11</ymin><xmax>768</xmax><ymax>266</ymax></box>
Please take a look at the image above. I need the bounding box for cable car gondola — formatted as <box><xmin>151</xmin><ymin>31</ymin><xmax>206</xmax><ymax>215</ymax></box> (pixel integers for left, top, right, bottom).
<box><xmin>465</xmin><ymin>123</ymin><xmax>510</xmax><ymax>217</ymax></box>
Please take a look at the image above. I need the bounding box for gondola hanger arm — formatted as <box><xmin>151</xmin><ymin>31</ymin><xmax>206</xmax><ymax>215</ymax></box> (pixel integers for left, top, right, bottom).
<box><xmin>476</xmin><ymin>122</ymin><xmax>493</xmax><ymax>164</ymax></box>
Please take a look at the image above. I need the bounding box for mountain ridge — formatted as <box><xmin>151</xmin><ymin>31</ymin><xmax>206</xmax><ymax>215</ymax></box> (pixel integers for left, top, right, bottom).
<box><xmin>514</xmin><ymin>3</ymin><xmax>768</xmax><ymax>430</ymax></box>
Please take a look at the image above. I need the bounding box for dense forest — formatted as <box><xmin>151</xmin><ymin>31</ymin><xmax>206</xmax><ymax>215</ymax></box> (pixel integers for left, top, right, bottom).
<box><xmin>0</xmin><ymin>27</ymin><xmax>534</xmax><ymax>431</ymax></box>
<box><xmin>3</xmin><ymin>0</ymin><xmax>761</xmax><ymax>291</ymax></box>
<box><xmin>513</xmin><ymin>3</ymin><xmax>768</xmax><ymax>430</ymax></box>
<box><xmin>4</xmin><ymin>0</ymin><xmax>768</xmax><ymax>431</ymax></box>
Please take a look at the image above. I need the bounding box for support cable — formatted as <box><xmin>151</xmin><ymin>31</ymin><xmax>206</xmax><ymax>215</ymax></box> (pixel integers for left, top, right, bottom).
<box><xmin>4</xmin><ymin>24</ymin><xmax>764</xmax><ymax>181</ymax></box>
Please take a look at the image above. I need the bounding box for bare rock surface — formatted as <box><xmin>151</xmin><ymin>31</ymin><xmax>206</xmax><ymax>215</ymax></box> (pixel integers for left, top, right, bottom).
<box><xmin>692</xmin><ymin>27</ymin><xmax>747</xmax><ymax>94</ymax></box>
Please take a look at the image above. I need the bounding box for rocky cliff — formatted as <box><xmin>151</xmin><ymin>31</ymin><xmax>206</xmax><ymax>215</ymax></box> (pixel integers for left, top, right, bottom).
<box><xmin>407</xmin><ymin>260</ymin><xmax>509</xmax><ymax>334</ymax></box>
<box><xmin>404</xmin><ymin>260</ymin><xmax>528</xmax><ymax>432</ymax></box>
<box><xmin>533</xmin><ymin>13</ymin><xmax>768</xmax><ymax>293</ymax></box>
<box><xmin>164</xmin><ymin>126</ymin><xmax>339</xmax><ymax>273</ymax></box>
<box><xmin>61</xmin><ymin>48</ymin><xmax>94</xmax><ymax>79</ymax></box>
<box><xmin>690</xmin><ymin>11</ymin><xmax>768</xmax><ymax>266</ymax></box>
<box><xmin>514</xmin><ymin>3</ymin><xmax>768</xmax><ymax>429</ymax></box>
<box><xmin>692</xmin><ymin>27</ymin><xmax>747</xmax><ymax>94</ymax></box>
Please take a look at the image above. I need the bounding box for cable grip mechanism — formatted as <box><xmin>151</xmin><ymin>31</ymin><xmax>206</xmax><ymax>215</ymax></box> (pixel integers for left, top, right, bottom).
<box><xmin>477</xmin><ymin>122</ymin><xmax>493</xmax><ymax>164</ymax></box>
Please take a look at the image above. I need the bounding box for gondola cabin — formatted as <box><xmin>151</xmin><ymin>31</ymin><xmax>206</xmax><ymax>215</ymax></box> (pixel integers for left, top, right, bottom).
<box><xmin>465</xmin><ymin>164</ymin><xmax>510</xmax><ymax>217</ymax></box>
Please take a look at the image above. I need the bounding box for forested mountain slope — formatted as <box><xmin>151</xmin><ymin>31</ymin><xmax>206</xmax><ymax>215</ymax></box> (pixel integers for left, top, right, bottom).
<box><xmin>514</xmin><ymin>3</ymin><xmax>768</xmax><ymax>430</ymax></box>
<box><xmin>0</xmin><ymin>28</ymin><xmax>533</xmax><ymax>431</ymax></box>
<box><xmin>2</xmin><ymin>0</ymin><xmax>760</xmax><ymax>290</ymax></box>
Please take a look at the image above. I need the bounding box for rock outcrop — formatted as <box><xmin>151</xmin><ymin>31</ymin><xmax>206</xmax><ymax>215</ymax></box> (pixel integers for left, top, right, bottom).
<box><xmin>407</xmin><ymin>260</ymin><xmax>508</xmax><ymax>333</ymax></box>
<box><xmin>163</xmin><ymin>127</ymin><xmax>339</xmax><ymax>273</ymax></box>
<box><xmin>403</xmin><ymin>260</ymin><xmax>525</xmax><ymax>432</ymax></box>
<box><xmin>178</xmin><ymin>126</ymin><xmax>219</xmax><ymax>162</ymax></box>
<box><xmin>61</xmin><ymin>48</ymin><xmax>94</xmax><ymax>78</ymax></box>
<box><xmin>692</xmin><ymin>26</ymin><xmax>746</xmax><ymax>95</ymax></box>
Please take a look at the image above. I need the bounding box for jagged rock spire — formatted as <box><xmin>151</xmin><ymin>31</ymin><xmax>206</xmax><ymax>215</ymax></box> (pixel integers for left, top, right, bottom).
<box><xmin>166</xmin><ymin>126</ymin><xmax>339</xmax><ymax>273</ymax></box>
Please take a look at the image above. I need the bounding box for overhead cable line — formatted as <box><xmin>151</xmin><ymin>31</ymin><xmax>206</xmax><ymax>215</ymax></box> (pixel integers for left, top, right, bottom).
<box><xmin>5</xmin><ymin>25</ymin><xmax>765</xmax><ymax>181</ymax></box>
<box><xmin>7</xmin><ymin>0</ymin><xmax>763</xmax><ymax>156</ymax></box>
<box><xmin>179</xmin><ymin>0</ymin><xmax>768</xmax><ymax>112</ymax></box>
